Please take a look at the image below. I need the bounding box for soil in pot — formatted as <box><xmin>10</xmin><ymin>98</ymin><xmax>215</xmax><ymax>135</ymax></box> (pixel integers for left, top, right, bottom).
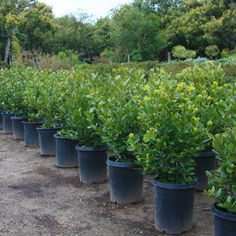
<box><xmin>106</xmin><ymin>157</ymin><xmax>143</xmax><ymax>204</ymax></box>
<box><xmin>212</xmin><ymin>203</ymin><xmax>236</xmax><ymax>236</ymax></box>
<box><xmin>1</xmin><ymin>113</ymin><xmax>13</xmax><ymax>134</ymax></box>
<box><xmin>54</xmin><ymin>134</ymin><xmax>78</xmax><ymax>168</ymax></box>
<box><xmin>153</xmin><ymin>179</ymin><xmax>198</xmax><ymax>235</ymax></box>
<box><xmin>37</xmin><ymin>127</ymin><xmax>60</xmax><ymax>156</ymax></box>
<box><xmin>195</xmin><ymin>150</ymin><xmax>217</xmax><ymax>190</ymax></box>
<box><xmin>11</xmin><ymin>117</ymin><xmax>27</xmax><ymax>140</ymax></box>
<box><xmin>23</xmin><ymin>121</ymin><xmax>42</xmax><ymax>147</ymax></box>
<box><xmin>76</xmin><ymin>145</ymin><xmax>107</xmax><ymax>184</ymax></box>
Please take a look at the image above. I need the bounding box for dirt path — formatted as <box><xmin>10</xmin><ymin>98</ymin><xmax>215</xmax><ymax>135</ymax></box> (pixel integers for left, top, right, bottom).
<box><xmin>0</xmin><ymin>132</ymin><xmax>214</xmax><ymax>236</ymax></box>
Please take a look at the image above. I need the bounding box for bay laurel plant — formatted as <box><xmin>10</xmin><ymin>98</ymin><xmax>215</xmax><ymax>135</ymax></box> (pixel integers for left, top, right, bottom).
<box><xmin>57</xmin><ymin>72</ymin><xmax>104</xmax><ymax>147</ymax></box>
<box><xmin>91</xmin><ymin>69</ymin><xmax>147</xmax><ymax>162</ymax></box>
<box><xmin>35</xmin><ymin>70</ymin><xmax>74</xmax><ymax>128</ymax></box>
<box><xmin>128</xmin><ymin>75</ymin><xmax>205</xmax><ymax>184</ymax></box>
<box><xmin>0</xmin><ymin>67</ymin><xmax>29</xmax><ymax>117</ymax></box>
<box><xmin>177</xmin><ymin>63</ymin><xmax>234</xmax><ymax>150</ymax></box>
<box><xmin>23</xmin><ymin>69</ymin><xmax>46</xmax><ymax>122</ymax></box>
<box><xmin>0</xmin><ymin>68</ymin><xmax>17</xmax><ymax>113</ymax></box>
<box><xmin>207</xmin><ymin>127</ymin><xmax>236</xmax><ymax>214</ymax></box>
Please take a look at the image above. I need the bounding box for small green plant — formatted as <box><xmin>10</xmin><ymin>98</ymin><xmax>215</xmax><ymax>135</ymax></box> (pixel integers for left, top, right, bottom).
<box><xmin>172</xmin><ymin>45</ymin><xmax>196</xmax><ymax>60</ymax></box>
<box><xmin>207</xmin><ymin>127</ymin><xmax>236</xmax><ymax>214</ymax></box>
<box><xmin>205</xmin><ymin>45</ymin><xmax>220</xmax><ymax>59</ymax></box>
<box><xmin>128</xmin><ymin>76</ymin><xmax>205</xmax><ymax>184</ymax></box>
<box><xmin>131</xmin><ymin>49</ymin><xmax>143</xmax><ymax>62</ymax></box>
<box><xmin>101</xmin><ymin>49</ymin><xmax>116</xmax><ymax>63</ymax></box>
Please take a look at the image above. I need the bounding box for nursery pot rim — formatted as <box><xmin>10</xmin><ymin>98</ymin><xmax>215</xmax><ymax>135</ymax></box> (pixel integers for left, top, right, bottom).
<box><xmin>22</xmin><ymin>121</ymin><xmax>43</xmax><ymax>125</ymax></box>
<box><xmin>106</xmin><ymin>156</ymin><xmax>141</xmax><ymax>169</ymax></box>
<box><xmin>37</xmin><ymin>127</ymin><xmax>61</xmax><ymax>132</ymax></box>
<box><xmin>195</xmin><ymin>149</ymin><xmax>216</xmax><ymax>158</ymax></box>
<box><xmin>54</xmin><ymin>134</ymin><xmax>79</xmax><ymax>142</ymax></box>
<box><xmin>152</xmin><ymin>178</ymin><xmax>198</xmax><ymax>190</ymax></box>
<box><xmin>1</xmin><ymin>112</ymin><xmax>13</xmax><ymax>115</ymax></box>
<box><xmin>212</xmin><ymin>203</ymin><xmax>236</xmax><ymax>222</ymax></box>
<box><xmin>76</xmin><ymin>145</ymin><xmax>107</xmax><ymax>152</ymax></box>
<box><xmin>11</xmin><ymin>116</ymin><xmax>27</xmax><ymax>120</ymax></box>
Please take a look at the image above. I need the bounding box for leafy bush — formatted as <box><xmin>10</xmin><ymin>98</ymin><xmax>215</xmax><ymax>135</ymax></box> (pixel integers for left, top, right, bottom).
<box><xmin>131</xmin><ymin>49</ymin><xmax>143</xmax><ymax>62</ymax></box>
<box><xmin>128</xmin><ymin>74</ymin><xmax>205</xmax><ymax>184</ymax></box>
<box><xmin>35</xmin><ymin>70</ymin><xmax>73</xmax><ymax>128</ymax></box>
<box><xmin>205</xmin><ymin>45</ymin><xmax>220</xmax><ymax>59</ymax></box>
<box><xmin>172</xmin><ymin>45</ymin><xmax>196</xmax><ymax>60</ymax></box>
<box><xmin>40</xmin><ymin>54</ymin><xmax>80</xmax><ymax>71</ymax></box>
<box><xmin>0</xmin><ymin>67</ymin><xmax>29</xmax><ymax>117</ymax></box>
<box><xmin>57</xmin><ymin>72</ymin><xmax>104</xmax><ymax>146</ymax></box>
<box><xmin>101</xmin><ymin>49</ymin><xmax>116</xmax><ymax>63</ymax></box>
<box><xmin>176</xmin><ymin>63</ymin><xmax>233</xmax><ymax>150</ymax></box>
<box><xmin>91</xmin><ymin>69</ymin><xmax>146</xmax><ymax>161</ymax></box>
<box><xmin>23</xmin><ymin>69</ymin><xmax>45</xmax><ymax>122</ymax></box>
<box><xmin>207</xmin><ymin>127</ymin><xmax>236</xmax><ymax>214</ymax></box>
<box><xmin>223</xmin><ymin>62</ymin><xmax>236</xmax><ymax>78</ymax></box>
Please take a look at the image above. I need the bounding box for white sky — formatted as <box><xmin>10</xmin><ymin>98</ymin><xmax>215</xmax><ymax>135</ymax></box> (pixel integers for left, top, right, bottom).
<box><xmin>40</xmin><ymin>0</ymin><xmax>134</xmax><ymax>19</ymax></box>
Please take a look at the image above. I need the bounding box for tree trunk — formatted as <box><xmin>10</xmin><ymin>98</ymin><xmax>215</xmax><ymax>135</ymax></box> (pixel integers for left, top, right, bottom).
<box><xmin>4</xmin><ymin>30</ymin><xmax>13</xmax><ymax>65</ymax></box>
<box><xmin>127</xmin><ymin>53</ymin><xmax>131</xmax><ymax>62</ymax></box>
<box><xmin>4</xmin><ymin>35</ymin><xmax>11</xmax><ymax>65</ymax></box>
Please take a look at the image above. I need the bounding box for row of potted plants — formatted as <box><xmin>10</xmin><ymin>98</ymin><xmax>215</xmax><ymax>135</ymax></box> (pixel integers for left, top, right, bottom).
<box><xmin>0</xmin><ymin>63</ymin><xmax>235</xmax><ymax>235</ymax></box>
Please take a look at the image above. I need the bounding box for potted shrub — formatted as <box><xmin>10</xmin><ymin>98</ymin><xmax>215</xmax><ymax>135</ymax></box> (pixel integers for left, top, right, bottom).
<box><xmin>128</xmin><ymin>78</ymin><xmax>205</xmax><ymax>234</ymax></box>
<box><xmin>7</xmin><ymin>68</ymin><xmax>29</xmax><ymax>140</ymax></box>
<box><xmin>0</xmin><ymin>69</ymin><xmax>3</xmax><ymax>131</ymax></box>
<box><xmin>72</xmin><ymin>73</ymin><xmax>108</xmax><ymax>184</ymax></box>
<box><xmin>177</xmin><ymin>63</ymin><xmax>233</xmax><ymax>189</ymax></box>
<box><xmin>92</xmin><ymin>71</ymin><xmax>145</xmax><ymax>204</ymax></box>
<box><xmin>0</xmin><ymin>67</ymin><xmax>29</xmax><ymax>136</ymax></box>
<box><xmin>0</xmin><ymin>69</ymin><xmax>15</xmax><ymax>134</ymax></box>
<box><xmin>35</xmin><ymin>71</ymin><xmax>67</xmax><ymax>156</ymax></box>
<box><xmin>22</xmin><ymin>69</ymin><xmax>43</xmax><ymax>147</ymax></box>
<box><xmin>207</xmin><ymin>127</ymin><xmax>236</xmax><ymax>235</ymax></box>
<box><xmin>53</xmin><ymin>72</ymin><xmax>80</xmax><ymax>168</ymax></box>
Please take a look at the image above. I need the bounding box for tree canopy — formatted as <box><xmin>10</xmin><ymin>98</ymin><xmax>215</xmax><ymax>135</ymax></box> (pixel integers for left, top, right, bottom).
<box><xmin>0</xmin><ymin>0</ymin><xmax>235</xmax><ymax>65</ymax></box>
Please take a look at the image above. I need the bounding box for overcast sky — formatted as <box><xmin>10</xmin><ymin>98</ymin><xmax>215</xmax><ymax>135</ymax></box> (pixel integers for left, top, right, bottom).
<box><xmin>40</xmin><ymin>0</ymin><xmax>134</xmax><ymax>19</ymax></box>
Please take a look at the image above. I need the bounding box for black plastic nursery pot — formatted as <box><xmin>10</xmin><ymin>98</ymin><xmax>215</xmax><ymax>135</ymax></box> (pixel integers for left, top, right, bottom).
<box><xmin>11</xmin><ymin>117</ymin><xmax>27</xmax><ymax>140</ymax></box>
<box><xmin>0</xmin><ymin>112</ymin><xmax>2</xmax><ymax>130</ymax></box>
<box><xmin>22</xmin><ymin>121</ymin><xmax>42</xmax><ymax>147</ymax></box>
<box><xmin>153</xmin><ymin>179</ymin><xmax>198</xmax><ymax>235</ymax></box>
<box><xmin>212</xmin><ymin>203</ymin><xmax>236</xmax><ymax>236</ymax></box>
<box><xmin>54</xmin><ymin>134</ymin><xmax>78</xmax><ymax>168</ymax></box>
<box><xmin>106</xmin><ymin>157</ymin><xmax>143</xmax><ymax>204</ymax></box>
<box><xmin>1</xmin><ymin>112</ymin><xmax>13</xmax><ymax>134</ymax></box>
<box><xmin>76</xmin><ymin>145</ymin><xmax>108</xmax><ymax>184</ymax></box>
<box><xmin>195</xmin><ymin>150</ymin><xmax>217</xmax><ymax>190</ymax></box>
<box><xmin>37</xmin><ymin>127</ymin><xmax>60</xmax><ymax>156</ymax></box>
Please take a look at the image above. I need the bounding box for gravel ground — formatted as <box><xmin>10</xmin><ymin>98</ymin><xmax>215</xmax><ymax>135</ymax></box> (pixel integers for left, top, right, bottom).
<box><xmin>0</xmin><ymin>132</ymin><xmax>214</xmax><ymax>236</ymax></box>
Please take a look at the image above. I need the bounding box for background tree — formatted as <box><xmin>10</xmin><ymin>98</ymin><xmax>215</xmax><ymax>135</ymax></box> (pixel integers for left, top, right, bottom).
<box><xmin>18</xmin><ymin>2</ymin><xmax>54</xmax><ymax>52</ymax></box>
<box><xmin>111</xmin><ymin>4</ymin><xmax>166</xmax><ymax>62</ymax></box>
<box><xmin>172</xmin><ymin>45</ymin><xmax>196</xmax><ymax>60</ymax></box>
<box><xmin>0</xmin><ymin>0</ymin><xmax>235</xmax><ymax>65</ymax></box>
<box><xmin>0</xmin><ymin>0</ymin><xmax>36</xmax><ymax>65</ymax></box>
